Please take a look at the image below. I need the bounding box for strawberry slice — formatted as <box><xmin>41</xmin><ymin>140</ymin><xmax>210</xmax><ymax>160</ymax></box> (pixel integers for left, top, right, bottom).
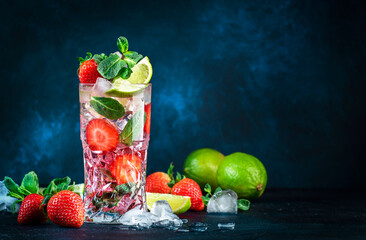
<box><xmin>110</xmin><ymin>154</ymin><xmax>142</xmax><ymax>185</ymax></box>
<box><xmin>86</xmin><ymin>119</ymin><xmax>119</xmax><ymax>152</ymax></box>
<box><xmin>144</xmin><ymin>103</ymin><xmax>151</xmax><ymax>134</ymax></box>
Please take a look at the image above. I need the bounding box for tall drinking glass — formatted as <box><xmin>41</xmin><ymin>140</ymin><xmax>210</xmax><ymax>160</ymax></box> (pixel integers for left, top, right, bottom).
<box><xmin>79</xmin><ymin>82</ymin><xmax>151</xmax><ymax>223</ymax></box>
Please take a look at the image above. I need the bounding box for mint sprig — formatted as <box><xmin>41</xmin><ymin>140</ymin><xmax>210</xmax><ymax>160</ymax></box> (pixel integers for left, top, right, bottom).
<box><xmin>201</xmin><ymin>183</ymin><xmax>251</xmax><ymax>211</ymax></box>
<box><xmin>89</xmin><ymin>36</ymin><xmax>144</xmax><ymax>80</ymax></box>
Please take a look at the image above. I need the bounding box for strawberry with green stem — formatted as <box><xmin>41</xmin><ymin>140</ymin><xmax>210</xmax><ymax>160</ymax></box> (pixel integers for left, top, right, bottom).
<box><xmin>167</xmin><ymin>165</ymin><xmax>204</xmax><ymax>211</ymax></box>
<box><xmin>3</xmin><ymin>171</ymin><xmax>85</xmax><ymax>227</ymax></box>
<box><xmin>146</xmin><ymin>163</ymin><xmax>175</xmax><ymax>194</ymax></box>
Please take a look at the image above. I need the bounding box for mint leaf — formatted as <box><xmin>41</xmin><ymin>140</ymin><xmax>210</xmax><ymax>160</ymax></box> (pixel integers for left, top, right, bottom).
<box><xmin>201</xmin><ymin>196</ymin><xmax>210</xmax><ymax>206</ymax></box>
<box><xmin>117</xmin><ymin>36</ymin><xmax>129</xmax><ymax>53</ymax></box>
<box><xmin>97</xmin><ymin>54</ymin><xmax>125</xmax><ymax>79</ymax></box>
<box><xmin>119</xmin><ymin>67</ymin><xmax>133</xmax><ymax>79</ymax></box>
<box><xmin>124</xmin><ymin>51</ymin><xmax>143</xmax><ymax>68</ymax></box>
<box><xmin>115</xmin><ymin>182</ymin><xmax>135</xmax><ymax>195</ymax></box>
<box><xmin>21</xmin><ymin>171</ymin><xmax>39</xmax><ymax>194</ymax></box>
<box><xmin>238</xmin><ymin>199</ymin><xmax>251</xmax><ymax>211</ymax></box>
<box><xmin>204</xmin><ymin>184</ymin><xmax>212</xmax><ymax>196</ymax></box>
<box><xmin>90</xmin><ymin>96</ymin><xmax>125</xmax><ymax>120</ymax></box>
<box><xmin>93</xmin><ymin>53</ymin><xmax>107</xmax><ymax>64</ymax></box>
<box><xmin>213</xmin><ymin>186</ymin><xmax>222</xmax><ymax>195</ymax></box>
<box><xmin>119</xmin><ymin>110</ymin><xmax>144</xmax><ymax>145</ymax></box>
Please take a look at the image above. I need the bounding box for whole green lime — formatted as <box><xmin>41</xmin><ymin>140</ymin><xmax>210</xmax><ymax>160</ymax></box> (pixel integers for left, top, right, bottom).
<box><xmin>183</xmin><ymin>148</ymin><xmax>225</xmax><ymax>189</ymax></box>
<box><xmin>216</xmin><ymin>152</ymin><xmax>267</xmax><ymax>200</ymax></box>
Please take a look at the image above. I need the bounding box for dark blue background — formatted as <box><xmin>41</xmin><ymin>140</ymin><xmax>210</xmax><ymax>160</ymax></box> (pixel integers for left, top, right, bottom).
<box><xmin>0</xmin><ymin>0</ymin><xmax>365</xmax><ymax>188</ymax></box>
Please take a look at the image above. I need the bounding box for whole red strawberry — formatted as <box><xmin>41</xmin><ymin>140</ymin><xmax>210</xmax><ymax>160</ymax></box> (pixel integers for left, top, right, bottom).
<box><xmin>17</xmin><ymin>194</ymin><xmax>47</xmax><ymax>225</ymax></box>
<box><xmin>47</xmin><ymin>190</ymin><xmax>85</xmax><ymax>228</ymax></box>
<box><xmin>146</xmin><ymin>172</ymin><xmax>171</xmax><ymax>194</ymax></box>
<box><xmin>171</xmin><ymin>178</ymin><xmax>204</xmax><ymax>211</ymax></box>
<box><xmin>78</xmin><ymin>52</ymin><xmax>101</xmax><ymax>83</ymax></box>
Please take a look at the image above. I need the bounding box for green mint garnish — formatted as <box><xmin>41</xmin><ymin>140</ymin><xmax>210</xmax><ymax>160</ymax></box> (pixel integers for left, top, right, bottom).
<box><xmin>90</xmin><ymin>96</ymin><xmax>125</xmax><ymax>120</ymax></box>
<box><xmin>97</xmin><ymin>54</ymin><xmax>126</xmax><ymax>79</ymax></box>
<box><xmin>120</xmin><ymin>110</ymin><xmax>144</xmax><ymax>145</ymax></box>
<box><xmin>237</xmin><ymin>199</ymin><xmax>251</xmax><ymax>211</ymax></box>
<box><xmin>124</xmin><ymin>51</ymin><xmax>143</xmax><ymax>68</ymax></box>
<box><xmin>93</xmin><ymin>36</ymin><xmax>145</xmax><ymax>80</ymax></box>
<box><xmin>117</xmin><ymin>36</ymin><xmax>129</xmax><ymax>53</ymax></box>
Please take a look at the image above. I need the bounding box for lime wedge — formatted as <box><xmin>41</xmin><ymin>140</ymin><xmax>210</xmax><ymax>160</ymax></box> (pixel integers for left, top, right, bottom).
<box><xmin>106</xmin><ymin>79</ymin><xmax>147</xmax><ymax>97</ymax></box>
<box><xmin>73</xmin><ymin>183</ymin><xmax>85</xmax><ymax>198</ymax></box>
<box><xmin>146</xmin><ymin>193</ymin><xmax>191</xmax><ymax>215</ymax></box>
<box><xmin>125</xmin><ymin>56</ymin><xmax>152</xmax><ymax>84</ymax></box>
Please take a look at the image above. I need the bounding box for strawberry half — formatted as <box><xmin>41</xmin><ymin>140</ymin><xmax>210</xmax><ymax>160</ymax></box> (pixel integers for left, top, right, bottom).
<box><xmin>47</xmin><ymin>190</ymin><xmax>85</xmax><ymax>228</ymax></box>
<box><xmin>86</xmin><ymin>119</ymin><xmax>119</xmax><ymax>152</ymax></box>
<box><xmin>78</xmin><ymin>53</ymin><xmax>102</xmax><ymax>84</ymax></box>
<box><xmin>17</xmin><ymin>194</ymin><xmax>47</xmax><ymax>225</ymax></box>
<box><xmin>144</xmin><ymin>103</ymin><xmax>151</xmax><ymax>134</ymax></box>
<box><xmin>171</xmin><ymin>178</ymin><xmax>204</xmax><ymax>211</ymax></box>
<box><xmin>110</xmin><ymin>154</ymin><xmax>141</xmax><ymax>185</ymax></box>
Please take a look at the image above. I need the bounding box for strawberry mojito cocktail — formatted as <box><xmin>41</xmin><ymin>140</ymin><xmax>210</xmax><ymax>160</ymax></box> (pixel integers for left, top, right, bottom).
<box><xmin>78</xmin><ymin>36</ymin><xmax>152</xmax><ymax>223</ymax></box>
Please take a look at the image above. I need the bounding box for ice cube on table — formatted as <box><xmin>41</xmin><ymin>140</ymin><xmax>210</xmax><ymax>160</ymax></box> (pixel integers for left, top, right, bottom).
<box><xmin>218</xmin><ymin>222</ymin><xmax>235</xmax><ymax>230</ymax></box>
<box><xmin>119</xmin><ymin>207</ymin><xmax>154</xmax><ymax>229</ymax></box>
<box><xmin>151</xmin><ymin>200</ymin><xmax>183</xmax><ymax>226</ymax></box>
<box><xmin>0</xmin><ymin>181</ymin><xmax>19</xmax><ymax>213</ymax></box>
<box><xmin>207</xmin><ymin>189</ymin><xmax>238</xmax><ymax>214</ymax></box>
<box><xmin>91</xmin><ymin>78</ymin><xmax>113</xmax><ymax>96</ymax></box>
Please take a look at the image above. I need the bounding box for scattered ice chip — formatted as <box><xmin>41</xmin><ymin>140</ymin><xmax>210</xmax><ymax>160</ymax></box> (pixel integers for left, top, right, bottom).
<box><xmin>207</xmin><ymin>189</ymin><xmax>238</xmax><ymax>214</ymax></box>
<box><xmin>218</xmin><ymin>222</ymin><xmax>235</xmax><ymax>230</ymax></box>
<box><xmin>92</xmin><ymin>78</ymin><xmax>113</xmax><ymax>96</ymax></box>
<box><xmin>189</xmin><ymin>222</ymin><xmax>208</xmax><ymax>232</ymax></box>
<box><xmin>0</xmin><ymin>181</ymin><xmax>19</xmax><ymax>213</ymax></box>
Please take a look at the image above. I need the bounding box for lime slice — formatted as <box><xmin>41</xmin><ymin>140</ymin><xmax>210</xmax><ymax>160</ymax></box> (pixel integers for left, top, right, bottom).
<box><xmin>73</xmin><ymin>183</ymin><xmax>85</xmax><ymax>198</ymax></box>
<box><xmin>146</xmin><ymin>193</ymin><xmax>191</xmax><ymax>215</ymax></box>
<box><xmin>126</xmin><ymin>56</ymin><xmax>152</xmax><ymax>84</ymax></box>
<box><xmin>106</xmin><ymin>79</ymin><xmax>147</xmax><ymax>97</ymax></box>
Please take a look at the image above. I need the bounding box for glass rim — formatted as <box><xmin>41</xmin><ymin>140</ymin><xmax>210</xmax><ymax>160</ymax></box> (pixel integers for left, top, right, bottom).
<box><xmin>79</xmin><ymin>82</ymin><xmax>152</xmax><ymax>87</ymax></box>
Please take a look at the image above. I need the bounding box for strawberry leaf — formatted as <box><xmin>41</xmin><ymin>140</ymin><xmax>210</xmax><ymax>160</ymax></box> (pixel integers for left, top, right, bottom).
<box><xmin>93</xmin><ymin>53</ymin><xmax>107</xmax><ymax>64</ymax></box>
<box><xmin>3</xmin><ymin>176</ymin><xmax>23</xmax><ymax>198</ymax></box>
<box><xmin>20</xmin><ymin>171</ymin><xmax>39</xmax><ymax>194</ymax></box>
<box><xmin>78</xmin><ymin>52</ymin><xmax>93</xmax><ymax>65</ymax></box>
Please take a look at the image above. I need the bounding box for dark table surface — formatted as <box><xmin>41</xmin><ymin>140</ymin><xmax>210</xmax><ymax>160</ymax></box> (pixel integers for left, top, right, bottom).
<box><xmin>1</xmin><ymin>189</ymin><xmax>365</xmax><ymax>240</ymax></box>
